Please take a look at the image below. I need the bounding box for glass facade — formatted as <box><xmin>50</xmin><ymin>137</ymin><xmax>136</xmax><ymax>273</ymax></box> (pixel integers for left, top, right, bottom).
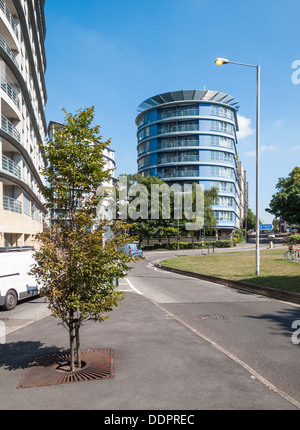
<box><xmin>136</xmin><ymin>90</ymin><xmax>247</xmax><ymax>232</ymax></box>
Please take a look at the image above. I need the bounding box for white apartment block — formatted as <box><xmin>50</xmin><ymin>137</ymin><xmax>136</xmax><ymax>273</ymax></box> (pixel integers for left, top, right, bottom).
<box><xmin>0</xmin><ymin>0</ymin><xmax>47</xmax><ymax>248</ymax></box>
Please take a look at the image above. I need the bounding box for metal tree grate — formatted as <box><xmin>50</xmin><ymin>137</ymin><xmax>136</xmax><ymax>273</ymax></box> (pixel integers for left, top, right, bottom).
<box><xmin>17</xmin><ymin>349</ymin><xmax>113</xmax><ymax>389</ymax></box>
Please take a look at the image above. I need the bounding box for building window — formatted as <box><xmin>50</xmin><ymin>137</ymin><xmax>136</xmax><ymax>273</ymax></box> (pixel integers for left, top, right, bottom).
<box><xmin>215</xmin><ymin>196</ymin><xmax>234</xmax><ymax>207</ymax></box>
<box><xmin>138</xmin><ymin>140</ymin><xmax>150</xmax><ymax>155</ymax></box>
<box><xmin>211</xmin><ymin>105</ymin><xmax>234</xmax><ymax>120</ymax></box>
<box><xmin>138</xmin><ymin>126</ymin><xmax>150</xmax><ymax>141</ymax></box>
<box><xmin>210</xmin><ymin>135</ymin><xmax>234</xmax><ymax>149</ymax></box>
<box><xmin>211</xmin><ymin>120</ymin><xmax>234</xmax><ymax>135</ymax></box>
<box><xmin>211</xmin><ymin>166</ymin><xmax>234</xmax><ymax>178</ymax></box>
<box><xmin>211</xmin><ymin>151</ymin><xmax>234</xmax><ymax>163</ymax></box>
<box><xmin>214</xmin><ymin>211</ymin><xmax>233</xmax><ymax>221</ymax></box>
<box><xmin>211</xmin><ymin>181</ymin><xmax>234</xmax><ymax>193</ymax></box>
<box><xmin>138</xmin><ymin>155</ymin><xmax>150</xmax><ymax>169</ymax></box>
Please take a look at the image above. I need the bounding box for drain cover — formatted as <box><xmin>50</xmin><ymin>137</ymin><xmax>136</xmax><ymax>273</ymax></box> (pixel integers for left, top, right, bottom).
<box><xmin>17</xmin><ymin>349</ymin><xmax>113</xmax><ymax>389</ymax></box>
<box><xmin>198</xmin><ymin>314</ymin><xmax>225</xmax><ymax>320</ymax></box>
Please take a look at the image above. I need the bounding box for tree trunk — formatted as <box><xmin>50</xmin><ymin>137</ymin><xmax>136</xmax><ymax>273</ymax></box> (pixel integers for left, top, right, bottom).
<box><xmin>69</xmin><ymin>325</ymin><xmax>76</xmax><ymax>372</ymax></box>
<box><xmin>76</xmin><ymin>327</ymin><xmax>81</xmax><ymax>369</ymax></box>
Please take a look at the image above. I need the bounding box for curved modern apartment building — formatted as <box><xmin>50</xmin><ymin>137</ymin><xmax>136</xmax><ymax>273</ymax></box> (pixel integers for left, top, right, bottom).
<box><xmin>136</xmin><ymin>90</ymin><xmax>248</xmax><ymax>234</ymax></box>
<box><xmin>0</xmin><ymin>0</ymin><xmax>47</xmax><ymax>248</ymax></box>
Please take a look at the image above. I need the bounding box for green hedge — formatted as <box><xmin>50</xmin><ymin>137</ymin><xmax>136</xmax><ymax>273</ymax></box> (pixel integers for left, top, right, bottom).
<box><xmin>143</xmin><ymin>241</ymin><xmax>233</xmax><ymax>250</ymax></box>
<box><xmin>290</xmin><ymin>235</ymin><xmax>300</xmax><ymax>244</ymax></box>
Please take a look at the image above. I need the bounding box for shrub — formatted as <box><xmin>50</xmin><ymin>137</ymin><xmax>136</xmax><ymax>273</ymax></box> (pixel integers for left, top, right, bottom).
<box><xmin>290</xmin><ymin>235</ymin><xmax>300</xmax><ymax>244</ymax></box>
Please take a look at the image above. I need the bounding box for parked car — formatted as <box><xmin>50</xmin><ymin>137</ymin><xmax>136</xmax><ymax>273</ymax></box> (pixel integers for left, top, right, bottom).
<box><xmin>119</xmin><ymin>243</ymin><xmax>143</xmax><ymax>257</ymax></box>
<box><xmin>268</xmin><ymin>233</ymin><xmax>275</xmax><ymax>238</ymax></box>
<box><xmin>0</xmin><ymin>251</ymin><xmax>40</xmax><ymax>311</ymax></box>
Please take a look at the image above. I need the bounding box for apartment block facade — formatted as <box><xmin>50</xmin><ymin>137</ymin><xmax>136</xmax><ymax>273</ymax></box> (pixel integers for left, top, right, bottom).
<box><xmin>0</xmin><ymin>0</ymin><xmax>47</xmax><ymax>248</ymax></box>
<box><xmin>136</xmin><ymin>90</ymin><xmax>248</xmax><ymax>235</ymax></box>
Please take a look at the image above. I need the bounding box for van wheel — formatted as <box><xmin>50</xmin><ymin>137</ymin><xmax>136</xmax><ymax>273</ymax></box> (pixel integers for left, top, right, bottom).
<box><xmin>3</xmin><ymin>290</ymin><xmax>18</xmax><ymax>311</ymax></box>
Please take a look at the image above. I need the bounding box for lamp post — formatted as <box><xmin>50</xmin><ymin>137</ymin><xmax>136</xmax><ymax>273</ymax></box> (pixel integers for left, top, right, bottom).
<box><xmin>214</xmin><ymin>57</ymin><xmax>261</xmax><ymax>275</ymax></box>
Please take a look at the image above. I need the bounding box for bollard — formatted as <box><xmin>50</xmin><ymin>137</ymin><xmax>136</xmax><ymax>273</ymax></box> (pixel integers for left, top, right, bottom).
<box><xmin>269</xmin><ymin>241</ymin><xmax>273</xmax><ymax>249</ymax></box>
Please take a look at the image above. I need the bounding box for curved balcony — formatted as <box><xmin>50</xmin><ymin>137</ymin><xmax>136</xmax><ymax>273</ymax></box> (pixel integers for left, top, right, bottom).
<box><xmin>1</xmin><ymin>76</ymin><xmax>20</xmax><ymax>110</ymax></box>
<box><xmin>158</xmin><ymin>123</ymin><xmax>199</xmax><ymax>135</ymax></box>
<box><xmin>1</xmin><ymin>114</ymin><xmax>20</xmax><ymax>142</ymax></box>
<box><xmin>0</xmin><ymin>34</ymin><xmax>18</xmax><ymax>69</ymax></box>
<box><xmin>3</xmin><ymin>195</ymin><xmax>22</xmax><ymax>213</ymax></box>
<box><xmin>2</xmin><ymin>154</ymin><xmax>21</xmax><ymax>179</ymax></box>
<box><xmin>0</xmin><ymin>0</ymin><xmax>19</xmax><ymax>40</ymax></box>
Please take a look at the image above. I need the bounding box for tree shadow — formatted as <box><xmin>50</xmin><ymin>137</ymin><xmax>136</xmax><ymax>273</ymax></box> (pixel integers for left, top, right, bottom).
<box><xmin>244</xmin><ymin>306</ymin><xmax>300</xmax><ymax>338</ymax></box>
<box><xmin>0</xmin><ymin>341</ymin><xmax>67</xmax><ymax>371</ymax></box>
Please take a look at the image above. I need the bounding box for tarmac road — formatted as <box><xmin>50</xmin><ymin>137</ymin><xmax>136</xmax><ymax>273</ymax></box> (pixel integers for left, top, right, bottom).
<box><xmin>0</xmin><ymin>247</ymin><xmax>299</xmax><ymax>410</ymax></box>
<box><xmin>127</xmin><ymin>250</ymin><xmax>300</xmax><ymax>408</ymax></box>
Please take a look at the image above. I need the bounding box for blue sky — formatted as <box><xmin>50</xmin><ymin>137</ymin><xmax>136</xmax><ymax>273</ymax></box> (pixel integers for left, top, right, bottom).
<box><xmin>44</xmin><ymin>0</ymin><xmax>300</xmax><ymax>223</ymax></box>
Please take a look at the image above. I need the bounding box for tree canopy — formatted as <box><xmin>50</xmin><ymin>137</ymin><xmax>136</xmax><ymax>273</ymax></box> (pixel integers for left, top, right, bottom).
<box><xmin>266</xmin><ymin>167</ymin><xmax>300</xmax><ymax>225</ymax></box>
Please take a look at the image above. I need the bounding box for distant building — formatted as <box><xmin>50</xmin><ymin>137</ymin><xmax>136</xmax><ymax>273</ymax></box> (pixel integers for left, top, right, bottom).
<box><xmin>136</xmin><ymin>89</ymin><xmax>248</xmax><ymax>235</ymax></box>
<box><xmin>0</xmin><ymin>0</ymin><xmax>47</xmax><ymax>248</ymax></box>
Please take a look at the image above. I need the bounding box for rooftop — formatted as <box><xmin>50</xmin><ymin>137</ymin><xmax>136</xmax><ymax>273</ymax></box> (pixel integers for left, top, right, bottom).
<box><xmin>137</xmin><ymin>89</ymin><xmax>240</xmax><ymax>113</ymax></box>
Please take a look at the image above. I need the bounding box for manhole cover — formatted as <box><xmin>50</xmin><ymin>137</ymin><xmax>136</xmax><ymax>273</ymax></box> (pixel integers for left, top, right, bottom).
<box><xmin>17</xmin><ymin>349</ymin><xmax>113</xmax><ymax>389</ymax></box>
<box><xmin>198</xmin><ymin>314</ymin><xmax>225</xmax><ymax>320</ymax></box>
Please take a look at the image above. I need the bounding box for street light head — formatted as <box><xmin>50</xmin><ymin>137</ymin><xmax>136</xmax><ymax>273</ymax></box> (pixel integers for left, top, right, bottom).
<box><xmin>215</xmin><ymin>57</ymin><xmax>229</xmax><ymax>65</ymax></box>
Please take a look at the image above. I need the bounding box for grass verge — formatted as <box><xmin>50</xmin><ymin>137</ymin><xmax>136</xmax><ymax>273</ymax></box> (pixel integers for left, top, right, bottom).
<box><xmin>161</xmin><ymin>249</ymin><xmax>300</xmax><ymax>293</ymax></box>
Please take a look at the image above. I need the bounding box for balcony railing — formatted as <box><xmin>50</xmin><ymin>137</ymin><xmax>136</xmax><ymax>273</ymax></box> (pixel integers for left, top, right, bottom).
<box><xmin>2</xmin><ymin>154</ymin><xmax>21</xmax><ymax>179</ymax></box>
<box><xmin>158</xmin><ymin>155</ymin><xmax>199</xmax><ymax>164</ymax></box>
<box><xmin>1</xmin><ymin>76</ymin><xmax>20</xmax><ymax>109</ymax></box>
<box><xmin>1</xmin><ymin>115</ymin><xmax>20</xmax><ymax>142</ymax></box>
<box><xmin>159</xmin><ymin>124</ymin><xmax>199</xmax><ymax>134</ymax></box>
<box><xmin>161</xmin><ymin>170</ymin><xmax>199</xmax><ymax>178</ymax></box>
<box><xmin>158</xmin><ymin>108</ymin><xmax>199</xmax><ymax>120</ymax></box>
<box><xmin>3</xmin><ymin>195</ymin><xmax>22</xmax><ymax>214</ymax></box>
<box><xmin>158</xmin><ymin>139</ymin><xmax>198</xmax><ymax>149</ymax></box>
<box><xmin>0</xmin><ymin>34</ymin><xmax>18</xmax><ymax>68</ymax></box>
<box><xmin>0</xmin><ymin>0</ymin><xmax>19</xmax><ymax>39</ymax></box>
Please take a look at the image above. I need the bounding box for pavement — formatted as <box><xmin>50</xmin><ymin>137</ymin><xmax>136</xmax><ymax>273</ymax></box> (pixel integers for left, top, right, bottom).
<box><xmin>0</xmin><ymin>277</ymin><xmax>298</xmax><ymax>411</ymax></box>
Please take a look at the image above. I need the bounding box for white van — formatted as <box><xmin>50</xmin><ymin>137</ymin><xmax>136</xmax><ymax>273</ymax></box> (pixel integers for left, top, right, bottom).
<box><xmin>0</xmin><ymin>251</ymin><xmax>40</xmax><ymax>311</ymax></box>
<box><xmin>119</xmin><ymin>243</ymin><xmax>143</xmax><ymax>258</ymax></box>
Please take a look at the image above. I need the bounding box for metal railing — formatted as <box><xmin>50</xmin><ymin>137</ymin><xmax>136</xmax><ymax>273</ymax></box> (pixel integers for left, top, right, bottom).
<box><xmin>0</xmin><ymin>0</ymin><xmax>19</xmax><ymax>39</ymax></box>
<box><xmin>2</xmin><ymin>154</ymin><xmax>21</xmax><ymax>179</ymax></box>
<box><xmin>158</xmin><ymin>139</ymin><xmax>198</xmax><ymax>149</ymax></box>
<box><xmin>158</xmin><ymin>155</ymin><xmax>199</xmax><ymax>164</ymax></box>
<box><xmin>0</xmin><ymin>34</ymin><xmax>18</xmax><ymax>68</ymax></box>
<box><xmin>1</xmin><ymin>114</ymin><xmax>20</xmax><ymax>142</ymax></box>
<box><xmin>159</xmin><ymin>124</ymin><xmax>199</xmax><ymax>134</ymax></box>
<box><xmin>0</xmin><ymin>76</ymin><xmax>20</xmax><ymax>109</ymax></box>
<box><xmin>3</xmin><ymin>195</ymin><xmax>22</xmax><ymax>214</ymax></box>
<box><xmin>161</xmin><ymin>170</ymin><xmax>199</xmax><ymax>178</ymax></box>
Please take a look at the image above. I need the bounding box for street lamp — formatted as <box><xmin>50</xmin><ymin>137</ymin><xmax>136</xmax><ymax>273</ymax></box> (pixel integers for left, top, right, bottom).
<box><xmin>215</xmin><ymin>57</ymin><xmax>261</xmax><ymax>276</ymax></box>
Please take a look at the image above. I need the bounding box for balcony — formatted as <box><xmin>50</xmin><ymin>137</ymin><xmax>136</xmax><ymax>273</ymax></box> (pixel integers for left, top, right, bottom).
<box><xmin>0</xmin><ymin>0</ymin><xmax>19</xmax><ymax>39</ymax></box>
<box><xmin>1</xmin><ymin>114</ymin><xmax>20</xmax><ymax>142</ymax></box>
<box><xmin>1</xmin><ymin>76</ymin><xmax>20</xmax><ymax>109</ymax></box>
<box><xmin>158</xmin><ymin>139</ymin><xmax>198</xmax><ymax>149</ymax></box>
<box><xmin>161</xmin><ymin>169</ymin><xmax>199</xmax><ymax>178</ymax></box>
<box><xmin>158</xmin><ymin>107</ymin><xmax>199</xmax><ymax>120</ymax></box>
<box><xmin>158</xmin><ymin>155</ymin><xmax>199</xmax><ymax>164</ymax></box>
<box><xmin>2</xmin><ymin>154</ymin><xmax>21</xmax><ymax>179</ymax></box>
<box><xmin>159</xmin><ymin>123</ymin><xmax>199</xmax><ymax>135</ymax></box>
<box><xmin>3</xmin><ymin>195</ymin><xmax>22</xmax><ymax>213</ymax></box>
<box><xmin>0</xmin><ymin>34</ymin><xmax>18</xmax><ymax>68</ymax></box>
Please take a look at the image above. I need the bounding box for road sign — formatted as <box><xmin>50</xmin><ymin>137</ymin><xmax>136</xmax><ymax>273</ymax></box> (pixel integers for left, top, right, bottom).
<box><xmin>259</xmin><ymin>224</ymin><xmax>273</xmax><ymax>230</ymax></box>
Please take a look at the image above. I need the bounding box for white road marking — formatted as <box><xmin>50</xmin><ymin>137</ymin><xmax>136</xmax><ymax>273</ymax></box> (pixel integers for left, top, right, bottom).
<box><xmin>126</xmin><ymin>278</ymin><xmax>144</xmax><ymax>295</ymax></box>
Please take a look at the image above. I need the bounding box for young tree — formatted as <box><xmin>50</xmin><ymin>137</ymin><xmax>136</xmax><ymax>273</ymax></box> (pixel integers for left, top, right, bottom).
<box><xmin>31</xmin><ymin>107</ymin><xmax>138</xmax><ymax>371</ymax></box>
<box><xmin>204</xmin><ymin>187</ymin><xmax>218</xmax><ymax>234</ymax></box>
